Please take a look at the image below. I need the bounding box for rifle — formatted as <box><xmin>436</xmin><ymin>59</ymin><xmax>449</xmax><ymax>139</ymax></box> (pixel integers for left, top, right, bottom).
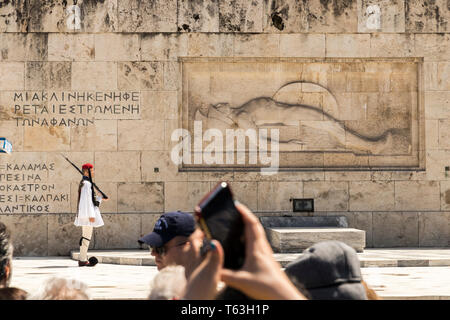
<box><xmin>60</xmin><ymin>154</ymin><xmax>109</xmax><ymax>200</ymax></box>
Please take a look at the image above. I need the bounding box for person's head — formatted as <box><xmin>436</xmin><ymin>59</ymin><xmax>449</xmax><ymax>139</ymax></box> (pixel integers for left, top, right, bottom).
<box><xmin>285</xmin><ymin>241</ymin><xmax>368</xmax><ymax>300</ymax></box>
<box><xmin>81</xmin><ymin>163</ymin><xmax>94</xmax><ymax>178</ymax></box>
<box><xmin>139</xmin><ymin>212</ymin><xmax>204</xmax><ymax>278</ymax></box>
<box><xmin>148</xmin><ymin>265</ymin><xmax>187</xmax><ymax>300</ymax></box>
<box><xmin>0</xmin><ymin>222</ymin><xmax>13</xmax><ymax>288</ymax></box>
<box><xmin>0</xmin><ymin>287</ymin><xmax>28</xmax><ymax>300</ymax></box>
<box><xmin>30</xmin><ymin>277</ymin><xmax>90</xmax><ymax>300</ymax></box>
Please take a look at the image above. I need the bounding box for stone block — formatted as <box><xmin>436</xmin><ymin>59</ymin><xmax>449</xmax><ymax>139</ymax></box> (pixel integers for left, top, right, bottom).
<box><xmin>441</xmin><ymin>182</ymin><xmax>450</xmax><ymax>211</ymax></box>
<box><xmin>94</xmin><ymin>151</ymin><xmax>141</xmax><ymax>182</ymax></box>
<box><xmin>274</xmin><ymin>172</ymin><xmax>325</xmax><ymax>182</ymax></box>
<box><xmin>425</xmin><ymin>120</ymin><xmax>439</xmax><ymax>150</ymax></box>
<box><xmin>323</xmin><ymin>153</ymin><xmax>369</xmax><ymax>168</ymax></box>
<box><xmin>141</xmin><ymin>33</ymin><xmax>188</xmax><ymax>61</ymax></box>
<box><xmin>118</xmin><ymin>0</ymin><xmax>177</xmax><ymax>32</ymax></box>
<box><xmin>280</xmin><ymin>34</ymin><xmax>325</xmax><ymax>57</ymax></box>
<box><xmin>0</xmin><ymin>1</ymin><xmax>22</xmax><ymax>32</ymax></box>
<box><xmin>415</xmin><ymin>34</ymin><xmax>449</xmax><ymax>61</ymax></box>
<box><xmin>357</xmin><ymin>0</ymin><xmax>405</xmax><ymax>32</ymax></box>
<box><xmin>397</xmin><ymin>260</ymin><xmax>429</xmax><ymax>267</ymax></box>
<box><xmin>230</xmin><ymin>182</ymin><xmax>258</xmax><ymax>211</ymax></box>
<box><xmin>187</xmin><ymin>33</ymin><xmax>234</xmax><ymax>57</ymax></box>
<box><xmin>24</xmin><ymin>127</ymin><xmax>70</xmax><ymax>151</ymax></box>
<box><xmin>0</xmin><ymin>214</ymin><xmax>48</xmax><ymax>256</ymax></box>
<box><xmin>418</xmin><ymin>212</ymin><xmax>450</xmax><ymax>247</ymax></box>
<box><xmin>117</xmin><ymin>182</ymin><xmax>164</xmax><ymax>213</ymax></box>
<box><xmin>373</xmin><ymin>212</ymin><xmax>419</xmax><ymax>247</ymax></box>
<box><xmin>140</xmin><ymin>91</ymin><xmax>178</xmax><ymax>121</ymax></box>
<box><xmin>70</xmin><ymin>120</ymin><xmax>117</xmax><ymax>152</ymax></box>
<box><xmin>395</xmin><ymin>181</ymin><xmax>441</xmax><ymax>211</ymax></box>
<box><xmin>405</xmin><ymin>0</ymin><xmax>449</xmax><ymax>32</ymax></box>
<box><xmin>326</xmin><ymin>34</ymin><xmax>370</xmax><ymax>57</ymax></box>
<box><xmin>25</xmin><ymin>62</ymin><xmax>72</xmax><ymax>90</ymax></box>
<box><xmin>15</xmin><ymin>0</ymin><xmax>118</xmax><ymax>33</ymax></box>
<box><xmin>48</xmin><ymin>34</ymin><xmax>95</xmax><ymax>62</ymax></box>
<box><xmin>259</xmin><ymin>216</ymin><xmax>349</xmax><ymax>228</ymax></box>
<box><xmin>219</xmin><ymin>0</ymin><xmax>263</xmax><ymax>32</ymax></box>
<box><xmin>257</xmin><ymin>181</ymin><xmax>302</xmax><ymax>212</ymax></box>
<box><xmin>93</xmin><ymin>214</ymin><xmax>141</xmax><ymax>249</ymax></box>
<box><xmin>0</xmin><ymin>62</ymin><xmax>24</xmax><ymax>90</ymax></box>
<box><xmin>164</xmin><ymin>181</ymin><xmax>211</xmax><ymax>212</ymax></box>
<box><xmin>349</xmin><ymin>181</ymin><xmax>394</xmax><ymax>211</ymax></box>
<box><xmin>263</xmin><ymin>0</ymin><xmax>357</xmax><ymax>33</ymax></box>
<box><xmin>118</xmin><ymin>62</ymin><xmax>163</xmax><ymax>90</ymax></box>
<box><xmin>141</xmin><ymin>151</ymin><xmax>188</xmax><ymax>182</ymax></box>
<box><xmin>338</xmin><ymin>212</ymin><xmax>373</xmax><ymax>247</ymax></box>
<box><xmin>177</xmin><ymin>0</ymin><xmax>219</xmax><ymax>32</ymax></box>
<box><xmin>438</xmin><ymin>120</ymin><xmax>450</xmax><ymax>150</ymax></box>
<box><xmin>0</xmin><ymin>120</ymin><xmax>23</xmax><ymax>151</ymax></box>
<box><xmin>234</xmin><ymin>34</ymin><xmax>279</xmax><ymax>57</ymax></box>
<box><xmin>141</xmin><ymin>213</ymin><xmax>163</xmax><ymax>237</ymax></box>
<box><xmin>163</xmin><ymin>61</ymin><xmax>180</xmax><ymax>91</ymax></box>
<box><xmin>0</xmin><ymin>33</ymin><xmax>48</xmax><ymax>61</ymax></box>
<box><xmin>369</xmin><ymin>34</ymin><xmax>414</xmax><ymax>57</ymax></box>
<box><xmin>303</xmin><ymin>181</ymin><xmax>349</xmax><ymax>212</ymax></box>
<box><xmin>425</xmin><ymin>63</ymin><xmax>450</xmax><ymax>91</ymax></box>
<box><xmin>47</xmin><ymin>152</ymin><xmax>94</xmax><ymax>184</ymax></box>
<box><xmin>71</xmin><ymin>62</ymin><xmax>117</xmax><ymax>91</ymax></box>
<box><xmin>118</xmin><ymin>120</ymin><xmax>165</xmax><ymax>151</ymax></box>
<box><xmin>47</xmin><ymin>213</ymin><xmax>80</xmax><ymax>256</ymax></box>
<box><xmin>424</xmin><ymin>150</ymin><xmax>450</xmax><ymax>181</ymax></box>
<box><xmin>95</xmin><ymin>34</ymin><xmax>140</xmax><ymax>62</ymax></box>
<box><xmin>325</xmin><ymin>171</ymin><xmax>372</xmax><ymax>181</ymax></box>
<box><xmin>425</xmin><ymin>91</ymin><xmax>450</xmax><ymax>120</ymax></box>
<box><xmin>266</xmin><ymin>227</ymin><xmax>365</xmax><ymax>253</ymax></box>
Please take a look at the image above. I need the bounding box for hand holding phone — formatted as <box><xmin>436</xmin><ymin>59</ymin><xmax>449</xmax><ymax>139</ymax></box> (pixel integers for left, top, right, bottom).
<box><xmin>195</xmin><ymin>182</ymin><xmax>245</xmax><ymax>270</ymax></box>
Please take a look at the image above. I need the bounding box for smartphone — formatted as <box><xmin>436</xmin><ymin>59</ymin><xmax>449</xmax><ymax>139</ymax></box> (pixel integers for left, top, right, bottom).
<box><xmin>195</xmin><ymin>181</ymin><xmax>245</xmax><ymax>270</ymax></box>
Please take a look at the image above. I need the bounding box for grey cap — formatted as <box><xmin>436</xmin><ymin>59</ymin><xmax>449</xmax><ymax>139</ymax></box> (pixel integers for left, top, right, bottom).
<box><xmin>285</xmin><ymin>241</ymin><xmax>367</xmax><ymax>300</ymax></box>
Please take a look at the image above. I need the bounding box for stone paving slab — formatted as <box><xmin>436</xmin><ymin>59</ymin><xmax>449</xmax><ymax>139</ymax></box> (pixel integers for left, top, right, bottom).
<box><xmin>70</xmin><ymin>248</ymin><xmax>450</xmax><ymax>268</ymax></box>
<box><xmin>10</xmin><ymin>257</ymin><xmax>450</xmax><ymax>300</ymax></box>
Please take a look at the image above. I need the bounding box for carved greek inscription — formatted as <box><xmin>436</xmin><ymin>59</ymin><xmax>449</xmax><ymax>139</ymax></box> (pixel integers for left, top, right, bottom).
<box><xmin>10</xmin><ymin>91</ymin><xmax>140</xmax><ymax>127</ymax></box>
<box><xmin>0</xmin><ymin>162</ymin><xmax>68</xmax><ymax>213</ymax></box>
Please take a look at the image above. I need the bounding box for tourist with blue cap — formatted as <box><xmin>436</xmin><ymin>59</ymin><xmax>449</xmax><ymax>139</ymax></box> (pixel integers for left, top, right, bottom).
<box><xmin>139</xmin><ymin>211</ymin><xmax>205</xmax><ymax>279</ymax></box>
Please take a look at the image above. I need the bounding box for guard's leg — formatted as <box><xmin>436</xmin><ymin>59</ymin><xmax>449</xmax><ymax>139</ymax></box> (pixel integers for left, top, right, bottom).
<box><xmin>79</xmin><ymin>225</ymin><xmax>93</xmax><ymax>262</ymax></box>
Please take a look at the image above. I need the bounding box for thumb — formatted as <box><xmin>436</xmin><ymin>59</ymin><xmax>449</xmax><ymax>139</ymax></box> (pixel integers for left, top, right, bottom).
<box><xmin>206</xmin><ymin>240</ymin><xmax>224</xmax><ymax>270</ymax></box>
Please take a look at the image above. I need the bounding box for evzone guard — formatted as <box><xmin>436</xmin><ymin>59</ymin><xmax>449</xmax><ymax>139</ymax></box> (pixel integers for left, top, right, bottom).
<box><xmin>74</xmin><ymin>163</ymin><xmax>108</xmax><ymax>267</ymax></box>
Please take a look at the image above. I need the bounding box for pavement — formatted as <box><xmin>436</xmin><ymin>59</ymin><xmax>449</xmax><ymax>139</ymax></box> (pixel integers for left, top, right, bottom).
<box><xmin>9</xmin><ymin>248</ymin><xmax>450</xmax><ymax>300</ymax></box>
<box><xmin>71</xmin><ymin>248</ymin><xmax>450</xmax><ymax>268</ymax></box>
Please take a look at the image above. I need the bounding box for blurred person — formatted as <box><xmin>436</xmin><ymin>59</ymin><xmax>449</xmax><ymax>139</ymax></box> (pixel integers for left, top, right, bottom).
<box><xmin>284</xmin><ymin>240</ymin><xmax>368</xmax><ymax>300</ymax></box>
<box><xmin>148</xmin><ymin>265</ymin><xmax>187</xmax><ymax>300</ymax></box>
<box><xmin>75</xmin><ymin>163</ymin><xmax>107</xmax><ymax>267</ymax></box>
<box><xmin>0</xmin><ymin>222</ymin><xmax>13</xmax><ymax>288</ymax></box>
<box><xmin>29</xmin><ymin>277</ymin><xmax>90</xmax><ymax>300</ymax></box>
<box><xmin>183</xmin><ymin>202</ymin><xmax>307</xmax><ymax>300</ymax></box>
<box><xmin>0</xmin><ymin>287</ymin><xmax>28</xmax><ymax>300</ymax></box>
<box><xmin>138</xmin><ymin>211</ymin><xmax>205</xmax><ymax>279</ymax></box>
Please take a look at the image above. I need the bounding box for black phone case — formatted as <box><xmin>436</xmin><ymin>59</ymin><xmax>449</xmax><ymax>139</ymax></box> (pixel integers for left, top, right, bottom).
<box><xmin>197</xmin><ymin>182</ymin><xmax>246</xmax><ymax>270</ymax></box>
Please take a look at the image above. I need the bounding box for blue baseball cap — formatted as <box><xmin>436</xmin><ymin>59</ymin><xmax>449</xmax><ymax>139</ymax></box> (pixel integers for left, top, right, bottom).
<box><xmin>138</xmin><ymin>212</ymin><xmax>196</xmax><ymax>247</ymax></box>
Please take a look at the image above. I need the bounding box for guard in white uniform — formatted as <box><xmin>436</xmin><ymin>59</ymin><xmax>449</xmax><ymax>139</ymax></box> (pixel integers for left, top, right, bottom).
<box><xmin>75</xmin><ymin>163</ymin><xmax>105</xmax><ymax>267</ymax></box>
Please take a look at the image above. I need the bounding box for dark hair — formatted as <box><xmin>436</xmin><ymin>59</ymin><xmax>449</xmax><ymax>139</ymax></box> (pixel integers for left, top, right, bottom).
<box><xmin>0</xmin><ymin>222</ymin><xmax>13</xmax><ymax>286</ymax></box>
<box><xmin>0</xmin><ymin>287</ymin><xmax>28</xmax><ymax>300</ymax></box>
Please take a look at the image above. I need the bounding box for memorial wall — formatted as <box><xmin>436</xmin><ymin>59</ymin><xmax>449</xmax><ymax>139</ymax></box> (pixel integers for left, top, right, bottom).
<box><xmin>0</xmin><ymin>0</ymin><xmax>449</xmax><ymax>255</ymax></box>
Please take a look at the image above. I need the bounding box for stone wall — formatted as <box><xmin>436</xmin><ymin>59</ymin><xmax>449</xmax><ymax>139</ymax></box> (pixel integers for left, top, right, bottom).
<box><xmin>0</xmin><ymin>0</ymin><xmax>449</xmax><ymax>255</ymax></box>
